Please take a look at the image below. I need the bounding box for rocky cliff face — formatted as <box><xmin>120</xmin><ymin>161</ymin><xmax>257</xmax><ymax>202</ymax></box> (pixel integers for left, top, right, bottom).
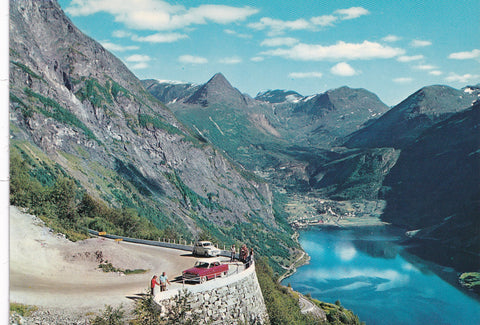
<box><xmin>9</xmin><ymin>0</ymin><xmax>296</xmax><ymax>260</ymax></box>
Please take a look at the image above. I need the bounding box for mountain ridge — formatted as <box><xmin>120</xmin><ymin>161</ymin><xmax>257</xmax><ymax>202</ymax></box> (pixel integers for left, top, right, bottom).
<box><xmin>344</xmin><ymin>84</ymin><xmax>479</xmax><ymax>148</ymax></box>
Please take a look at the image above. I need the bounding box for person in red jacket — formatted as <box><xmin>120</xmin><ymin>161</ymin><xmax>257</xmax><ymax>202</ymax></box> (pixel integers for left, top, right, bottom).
<box><xmin>150</xmin><ymin>275</ymin><xmax>159</xmax><ymax>295</ymax></box>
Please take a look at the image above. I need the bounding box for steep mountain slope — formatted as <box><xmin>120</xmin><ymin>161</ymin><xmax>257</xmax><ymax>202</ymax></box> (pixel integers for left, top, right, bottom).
<box><xmin>344</xmin><ymin>85</ymin><xmax>479</xmax><ymax>149</ymax></box>
<box><xmin>261</xmin><ymin>86</ymin><xmax>390</xmax><ymax>148</ymax></box>
<box><xmin>381</xmin><ymin>102</ymin><xmax>480</xmax><ymax>252</ymax></box>
<box><xmin>9</xmin><ymin>0</ymin><xmax>299</xmax><ymax>267</ymax></box>
<box><xmin>307</xmin><ymin>147</ymin><xmax>400</xmax><ymax>200</ymax></box>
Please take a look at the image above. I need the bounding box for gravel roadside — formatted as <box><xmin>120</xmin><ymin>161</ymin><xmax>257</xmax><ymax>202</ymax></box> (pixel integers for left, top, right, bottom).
<box><xmin>9</xmin><ymin>206</ymin><xmax>196</xmax><ymax>324</ymax></box>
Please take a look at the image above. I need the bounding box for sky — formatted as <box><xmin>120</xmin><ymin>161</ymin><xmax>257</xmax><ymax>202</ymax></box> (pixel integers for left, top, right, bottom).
<box><xmin>44</xmin><ymin>1</ymin><xmax>480</xmax><ymax>106</ymax></box>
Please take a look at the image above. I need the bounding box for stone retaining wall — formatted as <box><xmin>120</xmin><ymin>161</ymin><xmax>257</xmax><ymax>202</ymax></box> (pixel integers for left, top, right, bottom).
<box><xmin>155</xmin><ymin>262</ymin><xmax>269</xmax><ymax>324</ymax></box>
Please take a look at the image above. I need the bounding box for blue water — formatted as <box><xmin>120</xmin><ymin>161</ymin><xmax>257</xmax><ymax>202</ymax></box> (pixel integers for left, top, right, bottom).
<box><xmin>282</xmin><ymin>227</ymin><xmax>480</xmax><ymax>325</ymax></box>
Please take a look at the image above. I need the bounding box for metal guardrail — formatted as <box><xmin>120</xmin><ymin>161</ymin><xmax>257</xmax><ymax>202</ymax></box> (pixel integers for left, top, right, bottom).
<box><xmin>87</xmin><ymin>229</ymin><xmax>238</xmax><ymax>259</ymax></box>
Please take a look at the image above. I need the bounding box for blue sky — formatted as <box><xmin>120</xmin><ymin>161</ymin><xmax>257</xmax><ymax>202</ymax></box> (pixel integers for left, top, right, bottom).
<box><xmin>57</xmin><ymin>0</ymin><xmax>479</xmax><ymax>106</ymax></box>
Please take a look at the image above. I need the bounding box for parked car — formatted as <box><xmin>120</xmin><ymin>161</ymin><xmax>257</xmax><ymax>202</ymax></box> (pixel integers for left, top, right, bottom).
<box><xmin>192</xmin><ymin>241</ymin><xmax>220</xmax><ymax>257</ymax></box>
<box><xmin>182</xmin><ymin>259</ymin><xmax>229</xmax><ymax>283</ymax></box>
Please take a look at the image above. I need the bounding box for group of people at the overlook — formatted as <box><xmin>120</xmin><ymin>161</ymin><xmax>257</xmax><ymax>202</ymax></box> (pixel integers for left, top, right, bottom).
<box><xmin>150</xmin><ymin>272</ymin><xmax>171</xmax><ymax>295</ymax></box>
<box><xmin>231</xmin><ymin>243</ymin><xmax>254</xmax><ymax>268</ymax></box>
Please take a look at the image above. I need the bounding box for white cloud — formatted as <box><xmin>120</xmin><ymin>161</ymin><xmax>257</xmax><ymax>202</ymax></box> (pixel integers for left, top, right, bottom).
<box><xmin>414</xmin><ymin>64</ymin><xmax>437</xmax><ymax>70</ymax></box>
<box><xmin>429</xmin><ymin>70</ymin><xmax>443</xmax><ymax>76</ymax></box>
<box><xmin>445</xmin><ymin>73</ymin><xmax>480</xmax><ymax>83</ymax></box>
<box><xmin>248</xmin><ymin>7</ymin><xmax>367</xmax><ymax>36</ymax></box>
<box><xmin>393</xmin><ymin>77</ymin><xmax>413</xmax><ymax>83</ymax></box>
<box><xmin>131</xmin><ymin>62</ymin><xmax>149</xmax><ymax>69</ymax></box>
<box><xmin>125</xmin><ymin>54</ymin><xmax>151</xmax><ymax>62</ymax></box>
<box><xmin>101</xmin><ymin>41</ymin><xmax>139</xmax><ymax>52</ymax></box>
<box><xmin>334</xmin><ymin>7</ymin><xmax>370</xmax><ymax>20</ymax></box>
<box><xmin>186</xmin><ymin>5</ymin><xmax>258</xmax><ymax>24</ymax></box>
<box><xmin>288</xmin><ymin>72</ymin><xmax>323</xmax><ymax>79</ymax></box>
<box><xmin>178</xmin><ymin>55</ymin><xmax>208</xmax><ymax>64</ymax></box>
<box><xmin>224</xmin><ymin>29</ymin><xmax>252</xmax><ymax>39</ymax></box>
<box><xmin>397</xmin><ymin>55</ymin><xmax>424</xmax><ymax>62</ymax></box>
<box><xmin>410</xmin><ymin>39</ymin><xmax>432</xmax><ymax>47</ymax></box>
<box><xmin>113</xmin><ymin>30</ymin><xmax>132</xmax><ymax>38</ymax></box>
<box><xmin>261</xmin><ymin>40</ymin><xmax>405</xmax><ymax>61</ymax></box>
<box><xmin>448</xmin><ymin>49</ymin><xmax>480</xmax><ymax>60</ymax></box>
<box><xmin>311</xmin><ymin>15</ymin><xmax>337</xmax><ymax>27</ymax></box>
<box><xmin>125</xmin><ymin>54</ymin><xmax>151</xmax><ymax>69</ymax></box>
<box><xmin>261</xmin><ymin>37</ymin><xmax>299</xmax><ymax>47</ymax></box>
<box><xmin>383</xmin><ymin>35</ymin><xmax>401</xmax><ymax>42</ymax></box>
<box><xmin>219</xmin><ymin>56</ymin><xmax>242</xmax><ymax>64</ymax></box>
<box><xmin>66</xmin><ymin>0</ymin><xmax>258</xmax><ymax>31</ymax></box>
<box><xmin>248</xmin><ymin>17</ymin><xmax>312</xmax><ymax>36</ymax></box>
<box><xmin>331</xmin><ymin>62</ymin><xmax>356</xmax><ymax>76</ymax></box>
<box><xmin>132</xmin><ymin>33</ymin><xmax>188</xmax><ymax>43</ymax></box>
<box><xmin>251</xmin><ymin>56</ymin><xmax>264</xmax><ymax>62</ymax></box>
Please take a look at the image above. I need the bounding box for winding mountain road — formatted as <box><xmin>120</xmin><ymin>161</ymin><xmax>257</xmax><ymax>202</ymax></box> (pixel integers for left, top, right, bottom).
<box><xmin>298</xmin><ymin>293</ymin><xmax>326</xmax><ymax>320</ymax></box>
<box><xmin>9</xmin><ymin>206</ymin><xmax>196</xmax><ymax>313</ymax></box>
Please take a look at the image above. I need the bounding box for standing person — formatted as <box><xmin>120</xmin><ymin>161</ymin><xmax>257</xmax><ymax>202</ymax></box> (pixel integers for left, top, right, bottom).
<box><xmin>230</xmin><ymin>244</ymin><xmax>236</xmax><ymax>262</ymax></box>
<box><xmin>240</xmin><ymin>244</ymin><xmax>248</xmax><ymax>263</ymax></box>
<box><xmin>159</xmin><ymin>271</ymin><xmax>171</xmax><ymax>292</ymax></box>
<box><xmin>247</xmin><ymin>248</ymin><xmax>254</xmax><ymax>268</ymax></box>
<box><xmin>150</xmin><ymin>275</ymin><xmax>159</xmax><ymax>295</ymax></box>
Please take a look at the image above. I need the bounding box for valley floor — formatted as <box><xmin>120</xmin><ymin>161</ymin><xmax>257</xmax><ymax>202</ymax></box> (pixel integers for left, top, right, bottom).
<box><xmin>286</xmin><ymin>195</ymin><xmax>388</xmax><ymax>229</ymax></box>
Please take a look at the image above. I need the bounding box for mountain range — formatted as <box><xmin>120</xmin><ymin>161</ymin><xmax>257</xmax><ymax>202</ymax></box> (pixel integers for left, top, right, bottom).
<box><xmin>144</xmin><ymin>73</ymin><xmax>480</xmax><ymax>258</ymax></box>
<box><xmin>9</xmin><ymin>0</ymin><xmax>479</xmax><ymax>277</ymax></box>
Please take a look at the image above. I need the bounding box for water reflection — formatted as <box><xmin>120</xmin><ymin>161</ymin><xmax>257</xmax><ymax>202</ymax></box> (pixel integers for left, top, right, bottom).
<box><xmin>335</xmin><ymin>242</ymin><xmax>357</xmax><ymax>261</ymax></box>
<box><xmin>352</xmin><ymin>239</ymin><xmax>398</xmax><ymax>259</ymax></box>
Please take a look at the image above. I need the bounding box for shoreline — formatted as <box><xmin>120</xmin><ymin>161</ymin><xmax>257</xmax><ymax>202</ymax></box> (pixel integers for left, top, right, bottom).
<box><xmin>291</xmin><ymin>215</ymin><xmax>390</xmax><ymax>230</ymax></box>
<box><xmin>278</xmin><ymin>229</ymin><xmax>312</xmax><ymax>283</ymax></box>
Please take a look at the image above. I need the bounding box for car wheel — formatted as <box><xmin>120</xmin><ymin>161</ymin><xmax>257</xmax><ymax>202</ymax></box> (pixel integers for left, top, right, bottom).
<box><xmin>200</xmin><ymin>276</ymin><xmax>206</xmax><ymax>284</ymax></box>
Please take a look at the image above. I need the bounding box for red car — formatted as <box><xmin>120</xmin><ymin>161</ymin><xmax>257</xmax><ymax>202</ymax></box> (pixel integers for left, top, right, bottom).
<box><xmin>182</xmin><ymin>259</ymin><xmax>229</xmax><ymax>283</ymax></box>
